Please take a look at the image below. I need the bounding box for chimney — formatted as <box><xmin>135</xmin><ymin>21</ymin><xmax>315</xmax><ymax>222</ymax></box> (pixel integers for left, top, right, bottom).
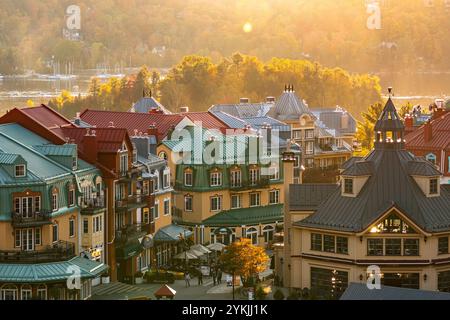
<box><xmin>266</xmin><ymin>96</ymin><xmax>275</xmax><ymax>103</ymax></box>
<box><xmin>148</xmin><ymin>123</ymin><xmax>159</xmax><ymax>142</ymax></box>
<box><xmin>83</xmin><ymin>128</ymin><xmax>98</xmax><ymax>163</ymax></box>
<box><xmin>180</xmin><ymin>106</ymin><xmax>189</xmax><ymax>113</ymax></box>
<box><xmin>424</xmin><ymin>120</ymin><xmax>433</xmax><ymax>142</ymax></box>
<box><xmin>74</xmin><ymin>112</ymin><xmax>81</xmax><ymax>126</ymax></box>
<box><xmin>432</xmin><ymin>99</ymin><xmax>446</xmax><ymax>120</ymax></box>
<box><xmin>240</xmin><ymin>98</ymin><xmax>250</xmax><ymax>104</ymax></box>
<box><xmin>404</xmin><ymin>114</ymin><xmax>413</xmax><ymax>133</ymax></box>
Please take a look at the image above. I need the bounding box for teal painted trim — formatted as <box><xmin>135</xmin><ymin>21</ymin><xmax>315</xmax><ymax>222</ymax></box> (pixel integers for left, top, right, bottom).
<box><xmin>50</xmin><ymin>206</ymin><xmax>79</xmax><ymax>219</ymax></box>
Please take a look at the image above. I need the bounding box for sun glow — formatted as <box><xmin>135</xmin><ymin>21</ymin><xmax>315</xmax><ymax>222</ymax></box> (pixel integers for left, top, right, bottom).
<box><xmin>243</xmin><ymin>22</ymin><xmax>253</xmax><ymax>33</ymax></box>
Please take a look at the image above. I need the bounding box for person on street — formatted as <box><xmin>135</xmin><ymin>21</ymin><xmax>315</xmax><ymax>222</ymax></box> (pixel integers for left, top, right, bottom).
<box><xmin>185</xmin><ymin>272</ymin><xmax>191</xmax><ymax>287</ymax></box>
<box><xmin>217</xmin><ymin>268</ymin><xmax>223</xmax><ymax>284</ymax></box>
<box><xmin>212</xmin><ymin>269</ymin><xmax>217</xmax><ymax>286</ymax></box>
<box><xmin>198</xmin><ymin>271</ymin><xmax>203</xmax><ymax>286</ymax></box>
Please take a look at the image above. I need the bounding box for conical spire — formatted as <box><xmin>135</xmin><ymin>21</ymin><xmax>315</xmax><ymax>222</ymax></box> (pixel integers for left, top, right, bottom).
<box><xmin>374</xmin><ymin>90</ymin><xmax>405</xmax><ymax>150</ymax></box>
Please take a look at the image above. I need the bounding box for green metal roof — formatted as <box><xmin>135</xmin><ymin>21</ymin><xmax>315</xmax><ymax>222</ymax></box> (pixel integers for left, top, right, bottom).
<box><xmin>116</xmin><ymin>240</ymin><xmax>144</xmax><ymax>260</ymax></box>
<box><xmin>33</xmin><ymin>144</ymin><xmax>77</xmax><ymax>157</ymax></box>
<box><xmin>153</xmin><ymin>224</ymin><xmax>193</xmax><ymax>242</ymax></box>
<box><xmin>0</xmin><ymin>152</ymin><xmax>22</xmax><ymax>165</ymax></box>
<box><xmin>0</xmin><ymin>256</ymin><xmax>108</xmax><ymax>283</ymax></box>
<box><xmin>202</xmin><ymin>204</ymin><xmax>284</xmax><ymax>227</ymax></box>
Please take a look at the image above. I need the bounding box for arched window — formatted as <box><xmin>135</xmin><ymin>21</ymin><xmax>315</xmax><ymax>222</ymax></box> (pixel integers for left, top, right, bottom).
<box><xmin>1</xmin><ymin>284</ymin><xmax>18</xmax><ymax>300</ymax></box>
<box><xmin>246</xmin><ymin>227</ymin><xmax>258</xmax><ymax>245</ymax></box>
<box><xmin>426</xmin><ymin>153</ymin><xmax>437</xmax><ymax>165</ymax></box>
<box><xmin>159</xmin><ymin>152</ymin><xmax>168</xmax><ymax>161</ymax></box>
<box><xmin>68</xmin><ymin>183</ymin><xmax>76</xmax><ymax>207</ymax></box>
<box><xmin>263</xmin><ymin>225</ymin><xmax>275</xmax><ymax>243</ymax></box>
<box><xmin>51</xmin><ymin>188</ymin><xmax>59</xmax><ymax>212</ymax></box>
<box><xmin>20</xmin><ymin>285</ymin><xmax>32</xmax><ymax>300</ymax></box>
<box><xmin>184</xmin><ymin>168</ymin><xmax>193</xmax><ymax>186</ymax></box>
<box><xmin>37</xmin><ymin>284</ymin><xmax>47</xmax><ymax>300</ymax></box>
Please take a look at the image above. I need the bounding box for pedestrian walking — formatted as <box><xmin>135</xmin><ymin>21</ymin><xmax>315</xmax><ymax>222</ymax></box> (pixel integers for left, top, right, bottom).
<box><xmin>185</xmin><ymin>272</ymin><xmax>191</xmax><ymax>287</ymax></box>
<box><xmin>217</xmin><ymin>268</ymin><xmax>223</xmax><ymax>284</ymax></box>
<box><xmin>198</xmin><ymin>271</ymin><xmax>203</xmax><ymax>286</ymax></box>
<box><xmin>212</xmin><ymin>269</ymin><xmax>217</xmax><ymax>286</ymax></box>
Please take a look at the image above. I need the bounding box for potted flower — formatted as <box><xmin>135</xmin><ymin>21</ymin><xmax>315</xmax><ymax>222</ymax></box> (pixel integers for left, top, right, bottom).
<box><xmin>135</xmin><ymin>271</ymin><xmax>144</xmax><ymax>284</ymax></box>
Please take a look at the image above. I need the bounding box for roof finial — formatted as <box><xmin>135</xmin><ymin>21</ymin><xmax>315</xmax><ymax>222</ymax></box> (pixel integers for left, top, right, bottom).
<box><xmin>284</xmin><ymin>84</ymin><xmax>288</xmax><ymax>92</ymax></box>
<box><xmin>388</xmin><ymin>87</ymin><xmax>393</xmax><ymax>98</ymax></box>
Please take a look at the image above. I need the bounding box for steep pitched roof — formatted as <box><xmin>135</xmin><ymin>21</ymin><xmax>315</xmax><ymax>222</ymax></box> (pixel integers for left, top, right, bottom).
<box><xmin>405</xmin><ymin>111</ymin><xmax>450</xmax><ymax>150</ymax></box>
<box><xmin>289</xmin><ymin>184</ymin><xmax>337</xmax><ymax>211</ymax></box>
<box><xmin>61</xmin><ymin>127</ymin><xmax>130</xmax><ymax>153</ymax></box>
<box><xmin>20</xmin><ymin>105</ymin><xmax>75</xmax><ymax>130</ymax></box>
<box><xmin>129</xmin><ymin>96</ymin><xmax>172</xmax><ymax>114</ymax></box>
<box><xmin>181</xmin><ymin>112</ymin><xmax>231</xmax><ymax>133</ymax></box>
<box><xmin>210</xmin><ymin>111</ymin><xmax>248</xmax><ymax>129</ymax></box>
<box><xmin>79</xmin><ymin>109</ymin><xmax>184</xmax><ymax>141</ymax></box>
<box><xmin>269</xmin><ymin>90</ymin><xmax>312</xmax><ymax>121</ymax></box>
<box><xmin>209</xmin><ymin>102</ymin><xmax>273</xmax><ymax>118</ymax></box>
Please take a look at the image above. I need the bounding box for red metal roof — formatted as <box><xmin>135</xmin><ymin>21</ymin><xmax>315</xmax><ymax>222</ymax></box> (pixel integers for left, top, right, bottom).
<box><xmin>182</xmin><ymin>112</ymin><xmax>231</xmax><ymax>133</ymax></box>
<box><xmin>405</xmin><ymin>112</ymin><xmax>450</xmax><ymax>150</ymax></box>
<box><xmin>20</xmin><ymin>105</ymin><xmax>75</xmax><ymax>130</ymax></box>
<box><xmin>80</xmin><ymin>109</ymin><xmax>184</xmax><ymax>140</ymax></box>
<box><xmin>61</xmin><ymin>127</ymin><xmax>130</xmax><ymax>153</ymax></box>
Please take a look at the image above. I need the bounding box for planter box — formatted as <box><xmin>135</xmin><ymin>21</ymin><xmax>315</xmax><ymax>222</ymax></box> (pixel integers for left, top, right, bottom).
<box><xmin>102</xmin><ymin>276</ymin><xmax>110</xmax><ymax>284</ymax></box>
<box><xmin>135</xmin><ymin>277</ymin><xmax>144</xmax><ymax>285</ymax></box>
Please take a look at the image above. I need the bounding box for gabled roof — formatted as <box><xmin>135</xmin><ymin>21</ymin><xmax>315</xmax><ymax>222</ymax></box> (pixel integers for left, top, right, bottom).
<box><xmin>181</xmin><ymin>112</ymin><xmax>231</xmax><ymax>133</ymax></box>
<box><xmin>289</xmin><ymin>184</ymin><xmax>337</xmax><ymax>211</ymax></box>
<box><xmin>129</xmin><ymin>96</ymin><xmax>172</xmax><ymax>114</ymax></box>
<box><xmin>202</xmin><ymin>204</ymin><xmax>283</xmax><ymax>227</ymax></box>
<box><xmin>61</xmin><ymin>127</ymin><xmax>130</xmax><ymax>153</ymax></box>
<box><xmin>153</xmin><ymin>224</ymin><xmax>193</xmax><ymax>242</ymax></box>
<box><xmin>405</xmin><ymin>111</ymin><xmax>450</xmax><ymax>150</ymax></box>
<box><xmin>20</xmin><ymin>105</ymin><xmax>75</xmax><ymax>130</ymax></box>
<box><xmin>269</xmin><ymin>89</ymin><xmax>312</xmax><ymax>121</ymax></box>
<box><xmin>79</xmin><ymin>109</ymin><xmax>184</xmax><ymax>141</ymax></box>
<box><xmin>210</xmin><ymin>111</ymin><xmax>248</xmax><ymax>129</ymax></box>
<box><xmin>0</xmin><ymin>152</ymin><xmax>22</xmax><ymax>165</ymax></box>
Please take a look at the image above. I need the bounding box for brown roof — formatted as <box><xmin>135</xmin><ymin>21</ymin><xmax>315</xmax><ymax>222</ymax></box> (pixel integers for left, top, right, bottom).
<box><xmin>405</xmin><ymin>112</ymin><xmax>450</xmax><ymax>150</ymax></box>
<box><xmin>182</xmin><ymin>112</ymin><xmax>231</xmax><ymax>133</ymax></box>
<box><xmin>61</xmin><ymin>127</ymin><xmax>130</xmax><ymax>153</ymax></box>
<box><xmin>20</xmin><ymin>105</ymin><xmax>75</xmax><ymax>130</ymax></box>
<box><xmin>154</xmin><ymin>284</ymin><xmax>176</xmax><ymax>297</ymax></box>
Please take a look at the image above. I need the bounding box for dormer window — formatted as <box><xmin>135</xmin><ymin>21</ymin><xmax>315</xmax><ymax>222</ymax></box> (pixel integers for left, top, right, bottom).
<box><xmin>426</xmin><ymin>153</ymin><xmax>436</xmax><ymax>165</ymax></box>
<box><xmin>72</xmin><ymin>156</ymin><xmax>78</xmax><ymax>170</ymax></box>
<box><xmin>210</xmin><ymin>171</ymin><xmax>222</xmax><ymax>187</ymax></box>
<box><xmin>15</xmin><ymin>165</ymin><xmax>26</xmax><ymax>177</ymax></box>
<box><xmin>344</xmin><ymin>178</ymin><xmax>353</xmax><ymax>194</ymax></box>
<box><xmin>430</xmin><ymin>178</ymin><xmax>439</xmax><ymax>195</ymax></box>
<box><xmin>184</xmin><ymin>169</ymin><xmax>193</xmax><ymax>186</ymax></box>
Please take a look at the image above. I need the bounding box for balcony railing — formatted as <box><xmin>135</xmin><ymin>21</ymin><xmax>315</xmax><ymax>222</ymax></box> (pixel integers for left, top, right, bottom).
<box><xmin>115</xmin><ymin>223</ymin><xmax>151</xmax><ymax>244</ymax></box>
<box><xmin>115</xmin><ymin>194</ymin><xmax>148</xmax><ymax>211</ymax></box>
<box><xmin>11</xmin><ymin>210</ymin><xmax>52</xmax><ymax>227</ymax></box>
<box><xmin>80</xmin><ymin>196</ymin><xmax>106</xmax><ymax>214</ymax></box>
<box><xmin>0</xmin><ymin>240</ymin><xmax>75</xmax><ymax>263</ymax></box>
<box><xmin>229</xmin><ymin>177</ymin><xmax>270</xmax><ymax>190</ymax></box>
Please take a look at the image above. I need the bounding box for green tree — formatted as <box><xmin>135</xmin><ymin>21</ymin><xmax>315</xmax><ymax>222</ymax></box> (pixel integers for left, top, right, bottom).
<box><xmin>355</xmin><ymin>102</ymin><xmax>384</xmax><ymax>152</ymax></box>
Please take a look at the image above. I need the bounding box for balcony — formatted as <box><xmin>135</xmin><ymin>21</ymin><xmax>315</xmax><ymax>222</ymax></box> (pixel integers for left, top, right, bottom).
<box><xmin>147</xmin><ymin>194</ymin><xmax>156</xmax><ymax>208</ymax></box>
<box><xmin>11</xmin><ymin>210</ymin><xmax>52</xmax><ymax>228</ymax></box>
<box><xmin>0</xmin><ymin>240</ymin><xmax>75</xmax><ymax>263</ymax></box>
<box><xmin>115</xmin><ymin>223</ymin><xmax>150</xmax><ymax>244</ymax></box>
<box><xmin>80</xmin><ymin>196</ymin><xmax>106</xmax><ymax>215</ymax></box>
<box><xmin>115</xmin><ymin>194</ymin><xmax>148</xmax><ymax>211</ymax></box>
<box><xmin>229</xmin><ymin>178</ymin><xmax>270</xmax><ymax>191</ymax></box>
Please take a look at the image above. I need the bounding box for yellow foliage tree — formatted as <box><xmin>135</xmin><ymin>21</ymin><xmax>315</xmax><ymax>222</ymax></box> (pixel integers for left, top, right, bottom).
<box><xmin>219</xmin><ymin>238</ymin><xmax>269</xmax><ymax>288</ymax></box>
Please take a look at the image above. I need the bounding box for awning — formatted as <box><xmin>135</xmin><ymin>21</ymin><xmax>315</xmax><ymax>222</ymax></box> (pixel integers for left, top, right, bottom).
<box><xmin>173</xmin><ymin>251</ymin><xmax>199</xmax><ymax>260</ymax></box>
<box><xmin>153</xmin><ymin>224</ymin><xmax>193</xmax><ymax>242</ymax></box>
<box><xmin>190</xmin><ymin>244</ymin><xmax>211</xmax><ymax>254</ymax></box>
<box><xmin>116</xmin><ymin>240</ymin><xmax>143</xmax><ymax>260</ymax></box>
<box><xmin>207</xmin><ymin>242</ymin><xmax>226</xmax><ymax>252</ymax></box>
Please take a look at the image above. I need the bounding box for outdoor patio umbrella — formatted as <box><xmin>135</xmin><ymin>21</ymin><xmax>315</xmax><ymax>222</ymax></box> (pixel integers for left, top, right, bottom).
<box><xmin>207</xmin><ymin>242</ymin><xmax>226</xmax><ymax>251</ymax></box>
<box><xmin>187</xmin><ymin>248</ymin><xmax>205</xmax><ymax>258</ymax></box>
<box><xmin>173</xmin><ymin>251</ymin><xmax>198</xmax><ymax>260</ymax></box>
<box><xmin>191</xmin><ymin>244</ymin><xmax>212</xmax><ymax>254</ymax></box>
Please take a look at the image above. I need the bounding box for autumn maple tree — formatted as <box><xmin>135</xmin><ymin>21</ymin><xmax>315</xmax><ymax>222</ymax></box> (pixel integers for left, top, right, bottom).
<box><xmin>219</xmin><ymin>238</ymin><xmax>269</xmax><ymax>287</ymax></box>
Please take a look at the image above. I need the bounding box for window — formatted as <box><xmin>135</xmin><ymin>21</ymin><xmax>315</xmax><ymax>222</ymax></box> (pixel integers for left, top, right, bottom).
<box><xmin>250</xmin><ymin>192</ymin><xmax>260</xmax><ymax>207</ymax></box>
<box><xmin>367</xmin><ymin>239</ymin><xmax>383</xmax><ymax>256</ymax></box>
<box><xmin>438</xmin><ymin>270</ymin><xmax>450</xmax><ymax>292</ymax></box>
<box><xmin>426</xmin><ymin>153</ymin><xmax>436</xmax><ymax>165</ymax></box>
<box><xmin>310</xmin><ymin>267</ymin><xmax>348</xmax><ymax>300</ymax></box>
<box><xmin>344</xmin><ymin>178</ymin><xmax>353</xmax><ymax>194</ymax></box>
<box><xmin>230</xmin><ymin>170</ymin><xmax>242</xmax><ymax>187</ymax></box>
<box><xmin>306</xmin><ymin>158</ymin><xmax>314</xmax><ymax>168</ymax></box>
<box><xmin>159</xmin><ymin>152</ymin><xmax>167</xmax><ymax>161</ymax></box>
<box><xmin>305</xmin><ymin>129</ymin><xmax>314</xmax><ymax>139</ymax></box>
<box><xmin>69</xmin><ymin>218</ymin><xmax>75</xmax><ymax>237</ymax></box>
<box><xmin>336</xmin><ymin>237</ymin><xmax>348</xmax><ymax>254</ymax></box>
<box><xmin>385</xmin><ymin>238</ymin><xmax>402</xmax><ymax>256</ymax></box>
<box><xmin>52</xmin><ymin>191</ymin><xmax>59</xmax><ymax>212</ymax></box>
<box><xmin>72</xmin><ymin>156</ymin><xmax>78</xmax><ymax>170</ymax></box>
<box><xmin>120</xmin><ymin>153</ymin><xmax>128</xmax><ymax>175</ymax></box>
<box><xmin>246</xmin><ymin>227</ymin><xmax>258</xmax><ymax>245</ymax></box>
<box><xmin>143</xmin><ymin>180</ymin><xmax>150</xmax><ymax>195</ymax></box>
<box><xmin>15</xmin><ymin>165</ymin><xmax>26</xmax><ymax>177</ymax></box>
<box><xmin>323</xmin><ymin>235</ymin><xmax>336</xmax><ymax>253</ymax></box>
<box><xmin>163</xmin><ymin>170</ymin><xmax>170</xmax><ymax>189</ymax></box>
<box><xmin>210</xmin><ymin>196</ymin><xmax>222</xmax><ymax>212</ymax></box>
<box><xmin>153</xmin><ymin>203</ymin><xmax>159</xmax><ymax>219</ymax></box>
<box><xmin>263</xmin><ymin>225</ymin><xmax>274</xmax><ymax>243</ymax></box>
<box><xmin>294</xmin><ymin>156</ymin><xmax>300</xmax><ymax>168</ymax></box>
<box><xmin>37</xmin><ymin>285</ymin><xmax>47</xmax><ymax>300</ymax></box>
<box><xmin>311</xmin><ymin>233</ymin><xmax>322</xmax><ymax>251</ymax></box>
<box><xmin>143</xmin><ymin>209</ymin><xmax>150</xmax><ymax>224</ymax></box>
<box><xmin>1</xmin><ymin>285</ymin><xmax>18</xmax><ymax>300</ymax></box>
<box><xmin>164</xmin><ymin>199</ymin><xmax>170</xmax><ymax>215</ymax></box>
<box><xmin>403</xmin><ymin>239</ymin><xmax>419</xmax><ymax>256</ymax></box>
<box><xmin>35</xmin><ymin>196</ymin><xmax>41</xmax><ymax>213</ymax></box>
<box><xmin>305</xmin><ymin>141</ymin><xmax>314</xmax><ymax>155</ymax></box>
<box><xmin>94</xmin><ymin>216</ymin><xmax>102</xmax><ymax>233</ymax></box>
<box><xmin>269</xmin><ymin>190</ymin><xmax>280</xmax><ymax>204</ymax></box>
<box><xmin>210</xmin><ymin>172</ymin><xmax>222</xmax><ymax>187</ymax></box>
<box><xmin>249</xmin><ymin>168</ymin><xmax>260</xmax><ymax>185</ymax></box>
<box><xmin>439</xmin><ymin>237</ymin><xmax>449</xmax><ymax>255</ymax></box>
<box><xmin>269</xmin><ymin>165</ymin><xmax>279</xmax><ymax>180</ymax></box>
<box><xmin>21</xmin><ymin>285</ymin><xmax>32</xmax><ymax>301</ymax></box>
<box><xmin>293</xmin><ymin>130</ymin><xmax>302</xmax><ymax>139</ymax></box>
<box><xmin>83</xmin><ymin>218</ymin><xmax>89</xmax><ymax>234</ymax></box>
<box><xmin>52</xmin><ymin>224</ymin><xmax>58</xmax><ymax>243</ymax></box>
<box><xmin>375</xmin><ymin>214</ymin><xmax>416</xmax><ymax>234</ymax></box>
<box><xmin>430</xmin><ymin>178</ymin><xmax>438</xmax><ymax>195</ymax></box>
<box><xmin>184</xmin><ymin>195</ymin><xmax>193</xmax><ymax>211</ymax></box>
<box><xmin>231</xmin><ymin>194</ymin><xmax>241</xmax><ymax>209</ymax></box>
<box><xmin>68</xmin><ymin>186</ymin><xmax>75</xmax><ymax>207</ymax></box>
<box><xmin>35</xmin><ymin>228</ymin><xmax>41</xmax><ymax>245</ymax></box>
<box><xmin>184</xmin><ymin>171</ymin><xmax>193</xmax><ymax>186</ymax></box>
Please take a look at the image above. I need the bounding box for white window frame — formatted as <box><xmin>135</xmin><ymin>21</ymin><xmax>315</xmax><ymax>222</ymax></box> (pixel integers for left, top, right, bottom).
<box><xmin>230</xmin><ymin>170</ymin><xmax>242</xmax><ymax>187</ymax></box>
<box><xmin>163</xmin><ymin>199</ymin><xmax>171</xmax><ymax>216</ymax></box>
<box><xmin>231</xmin><ymin>194</ymin><xmax>241</xmax><ymax>209</ymax></box>
<box><xmin>15</xmin><ymin>164</ymin><xmax>26</xmax><ymax>177</ymax></box>
<box><xmin>184</xmin><ymin>195</ymin><xmax>193</xmax><ymax>212</ymax></box>
<box><xmin>250</xmin><ymin>192</ymin><xmax>261</xmax><ymax>207</ymax></box>
<box><xmin>249</xmin><ymin>168</ymin><xmax>260</xmax><ymax>185</ymax></box>
<box><xmin>269</xmin><ymin>190</ymin><xmax>280</xmax><ymax>204</ymax></box>
<box><xmin>210</xmin><ymin>196</ymin><xmax>222</xmax><ymax>212</ymax></box>
<box><xmin>210</xmin><ymin>172</ymin><xmax>222</xmax><ymax>187</ymax></box>
<box><xmin>184</xmin><ymin>171</ymin><xmax>193</xmax><ymax>186</ymax></box>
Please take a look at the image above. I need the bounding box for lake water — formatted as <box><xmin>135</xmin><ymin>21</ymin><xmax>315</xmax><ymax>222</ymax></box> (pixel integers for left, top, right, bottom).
<box><xmin>1</xmin><ymin>70</ymin><xmax>449</xmax><ymax>115</ymax></box>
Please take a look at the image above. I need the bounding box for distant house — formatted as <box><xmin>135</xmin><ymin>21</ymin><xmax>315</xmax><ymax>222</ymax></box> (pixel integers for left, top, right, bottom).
<box><xmin>129</xmin><ymin>93</ymin><xmax>172</xmax><ymax>114</ymax></box>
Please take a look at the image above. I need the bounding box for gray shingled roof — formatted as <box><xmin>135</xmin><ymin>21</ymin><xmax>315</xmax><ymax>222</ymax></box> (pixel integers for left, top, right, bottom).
<box><xmin>210</xmin><ymin>111</ymin><xmax>248</xmax><ymax>129</ymax></box>
<box><xmin>290</xmin><ymin>184</ymin><xmax>338</xmax><ymax>211</ymax></box>
<box><xmin>270</xmin><ymin>90</ymin><xmax>312</xmax><ymax>121</ymax></box>
<box><xmin>209</xmin><ymin>103</ymin><xmax>272</xmax><ymax>118</ymax></box>
<box><xmin>374</xmin><ymin>98</ymin><xmax>404</xmax><ymax>131</ymax></box>
<box><xmin>341</xmin><ymin>161</ymin><xmax>374</xmax><ymax>176</ymax></box>
<box><xmin>311</xmin><ymin>108</ymin><xmax>357</xmax><ymax>136</ymax></box>
<box><xmin>341</xmin><ymin>283</ymin><xmax>450</xmax><ymax>300</ymax></box>
<box><xmin>130</xmin><ymin>97</ymin><xmax>172</xmax><ymax>114</ymax></box>
<box><xmin>296</xmin><ymin>148</ymin><xmax>450</xmax><ymax>233</ymax></box>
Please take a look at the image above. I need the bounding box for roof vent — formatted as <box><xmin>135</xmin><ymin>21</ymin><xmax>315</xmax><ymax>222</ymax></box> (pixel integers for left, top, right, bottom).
<box><xmin>108</xmin><ymin>121</ymin><xmax>115</xmax><ymax>128</ymax></box>
<box><xmin>266</xmin><ymin>96</ymin><xmax>275</xmax><ymax>103</ymax></box>
<box><xmin>180</xmin><ymin>106</ymin><xmax>189</xmax><ymax>113</ymax></box>
<box><xmin>240</xmin><ymin>98</ymin><xmax>250</xmax><ymax>104</ymax></box>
